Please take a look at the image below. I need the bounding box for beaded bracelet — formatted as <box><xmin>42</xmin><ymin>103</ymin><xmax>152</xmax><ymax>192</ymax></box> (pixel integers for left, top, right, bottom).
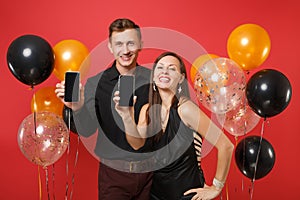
<box><xmin>213</xmin><ymin>178</ymin><xmax>225</xmax><ymax>189</ymax></box>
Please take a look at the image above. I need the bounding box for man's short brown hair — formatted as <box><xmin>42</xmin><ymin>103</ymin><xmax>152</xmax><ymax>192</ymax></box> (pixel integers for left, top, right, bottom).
<box><xmin>109</xmin><ymin>18</ymin><xmax>141</xmax><ymax>41</ymax></box>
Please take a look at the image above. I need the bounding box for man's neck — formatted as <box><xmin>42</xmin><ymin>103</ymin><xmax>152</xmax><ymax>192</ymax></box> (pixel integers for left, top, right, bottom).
<box><xmin>116</xmin><ymin>64</ymin><xmax>137</xmax><ymax>75</ymax></box>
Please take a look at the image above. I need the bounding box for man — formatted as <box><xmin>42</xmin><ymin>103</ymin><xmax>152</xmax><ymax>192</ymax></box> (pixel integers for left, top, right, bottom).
<box><xmin>56</xmin><ymin>18</ymin><xmax>152</xmax><ymax>200</ymax></box>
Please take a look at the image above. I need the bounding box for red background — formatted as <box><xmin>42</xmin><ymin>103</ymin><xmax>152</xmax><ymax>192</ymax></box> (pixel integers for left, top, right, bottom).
<box><xmin>0</xmin><ymin>0</ymin><xmax>299</xmax><ymax>199</ymax></box>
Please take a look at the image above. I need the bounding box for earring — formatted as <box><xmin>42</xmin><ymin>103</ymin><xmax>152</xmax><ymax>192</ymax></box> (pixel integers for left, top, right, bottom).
<box><xmin>153</xmin><ymin>82</ymin><xmax>157</xmax><ymax>91</ymax></box>
<box><xmin>178</xmin><ymin>84</ymin><xmax>182</xmax><ymax>94</ymax></box>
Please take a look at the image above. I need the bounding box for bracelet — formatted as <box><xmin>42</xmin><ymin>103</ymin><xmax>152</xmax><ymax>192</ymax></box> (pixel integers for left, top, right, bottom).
<box><xmin>213</xmin><ymin>178</ymin><xmax>225</xmax><ymax>189</ymax></box>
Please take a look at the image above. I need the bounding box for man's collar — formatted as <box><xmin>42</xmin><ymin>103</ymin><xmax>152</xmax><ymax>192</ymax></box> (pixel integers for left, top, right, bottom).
<box><xmin>107</xmin><ymin>61</ymin><xmax>142</xmax><ymax>81</ymax></box>
<box><xmin>106</xmin><ymin>61</ymin><xmax>120</xmax><ymax>81</ymax></box>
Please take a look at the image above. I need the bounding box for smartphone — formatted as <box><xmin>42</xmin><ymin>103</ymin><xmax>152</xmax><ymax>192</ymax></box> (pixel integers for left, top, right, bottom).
<box><xmin>118</xmin><ymin>75</ymin><xmax>135</xmax><ymax>107</ymax></box>
<box><xmin>64</xmin><ymin>71</ymin><xmax>80</xmax><ymax>102</ymax></box>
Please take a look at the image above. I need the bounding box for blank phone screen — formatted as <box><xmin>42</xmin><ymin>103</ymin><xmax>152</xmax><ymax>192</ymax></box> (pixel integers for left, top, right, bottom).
<box><xmin>119</xmin><ymin>75</ymin><xmax>134</xmax><ymax>106</ymax></box>
<box><xmin>64</xmin><ymin>72</ymin><xmax>80</xmax><ymax>102</ymax></box>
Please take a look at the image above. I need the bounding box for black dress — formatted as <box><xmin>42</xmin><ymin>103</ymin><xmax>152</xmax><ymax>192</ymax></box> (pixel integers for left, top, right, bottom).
<box><xmin>150</xmin><ymin>101</ymin><xmax>205</xmax><ymax>200</ymax></box>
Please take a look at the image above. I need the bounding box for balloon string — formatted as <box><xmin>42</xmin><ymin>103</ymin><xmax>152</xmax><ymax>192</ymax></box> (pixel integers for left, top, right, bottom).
<box><xmin>240</xmin><ymin>101</ymin><xmax>247</xmax><ymax>193</ymax></box>
<box><xmin>235</xmin><ymin>136</ymin><xmax>238</xmax><ymax>147</ymax></box>
<box><xmin>241</xmin><ymin>177</ymin><xmax>244</xmax><ymax>192</ymax></box>
<box><xmin>45</xmin><ymin>167</ymin><xmax>50</xmax><ymax>200</ymax></box>
<box><xmin>226</xmin><ymin>183</ymin><xmax>229</xmax><ymax>200</ymax></box>
<box><xmin>65</xmin><ymin>139</ymin><xmax>70</xmax><ymax>200</ymax></box>
<box><xmin>232</xmin><ymin>136</ymin><xmax>244</xmax><ymax>193</ymax></box>
<box><xmin>32</xmin><ymin>87</ymin><xmax>42</xmax><ymax>200</ymax></box>
<box><xmin>65</xmin><ymin>108</ymin><xmax>71</xmax><ymax>200</ymax></box>
<box><xmin>31</xmin><ymin>86</ymin><xmax>37</xmax><ymax>135</ymax></box>
<box><xmin>38</xmin><ymin>166</ymin><xmax>42</xmax><ymax>200</ymax></box>
<box><xmin>250</xmin><ymin>180</ymin><xmax>255</xmax><ymax>200</ymax></box>
<box><xmin>33</xmin><ymin>87</ymin><xmax>43</xmax><ymax>200</ymax></box>
<box><xmin>242</xmin><ymin>133</ymin><xmax>246</xmax><ymax>192</ymax></box>
<box><xmin>52</xmin><ymin>164</ymin><xmax>56</xmax><ymax>200</ymax></box>
<box><xmin>250</xmin><ymin>118</ymin><xmax>266</xmax><ymax>199</ymax></box>
<box><xmin>240</xmin><ymin>95</ymin><xmax>248</xmax><ymax>192</ymax></box>
<box><xmin>70</xmin><ymin>134</ymin><xmax>80</xmax><ymax>199</ymax></box>
<box><xmin>253</xmin><ymin>119</ymin><xmax>265</xmax><ymax>181</ymax></box>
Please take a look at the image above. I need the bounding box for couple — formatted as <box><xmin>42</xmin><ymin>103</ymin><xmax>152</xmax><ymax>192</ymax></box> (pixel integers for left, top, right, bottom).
<box><xmin>56</xmin><ymin>18</ymin><xmax>233</xmax><ymax>200</ymax></box>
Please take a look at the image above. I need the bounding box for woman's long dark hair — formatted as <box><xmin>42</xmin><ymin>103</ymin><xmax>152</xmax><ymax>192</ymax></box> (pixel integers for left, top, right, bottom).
<box><xmin>146</xmin><ymin>52</ymin><xmax>190</xmax><ymax>142</ymax></box>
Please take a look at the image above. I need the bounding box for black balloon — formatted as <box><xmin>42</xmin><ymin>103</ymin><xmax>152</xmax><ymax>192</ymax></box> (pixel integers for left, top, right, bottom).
<box><xmin>235</xmin><ymin>136</ymin><xmax>275</xmax><ymax>180</ymax></box>
<box><xmin>7</xmin><ymin>34</ymin><xmax>54</xmax><ymax>86</ymax></box>
<box><xmin>246</xmin><ymin>69</ymin><xmax>292</xmax><ymax>118</ymax></box>
<box><xmin>62</xmin><ymin>105</ymin><xmax>78</xmax><ymax>134</ymax></box>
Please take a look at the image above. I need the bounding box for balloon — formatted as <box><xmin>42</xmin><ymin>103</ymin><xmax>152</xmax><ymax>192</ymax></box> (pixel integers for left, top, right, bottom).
<box><xmin>227</xmin><ymin>23</ymin><xmax>271</xmax><ymax>71</ymax></box>
<box><xmin>190</xmin><ymin>54</ymin><xmax>219</xmax><ymax>83</ymax></box>
<box><xmin>62</xmin><ymin>105</ymin><xmax>78</xmax><ymax>134</ymax></box>
<box><xmin>17</xmin><ymin>111</ymin><xmax>69</xmax><ymax>167</ymax></box>
<box><xmin>53</xmin><ymin>39</ymin><xmax>90</xmax><ymax>81</ymax></box>
<box><xmin>194</xmin><ymin>57</ymin><xmax>246</xmax><ymax>114</ymax></box>
<box><xmin>235</xmin><ymin>136</ymin><xmax>275</xmax><ymax>180</ymax></box>
<box><xmin>246</xmin><ymin>69</ymin><xmax>292</xmax><ymax>118</ymax></box>
<box><xmin>216</xmin><ymin>96</ymin><xmax>260</xmax><ymax>137</ymax></box>
<box><xmin>31</xmin><ymin>86</ymin><xmax>64</xmax><ymax>117</ymax></box>
<box><xmin>7</xmin><ymin>34</ymin><xmax>54</xmax><ymax>86</ymax></box>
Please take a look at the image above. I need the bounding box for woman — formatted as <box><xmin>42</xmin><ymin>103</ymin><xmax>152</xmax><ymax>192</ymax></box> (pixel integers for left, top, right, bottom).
<box><xmin>114</xmin><ymin>52</ymin><xmax>234</xmax><ymax>200</ymax></box>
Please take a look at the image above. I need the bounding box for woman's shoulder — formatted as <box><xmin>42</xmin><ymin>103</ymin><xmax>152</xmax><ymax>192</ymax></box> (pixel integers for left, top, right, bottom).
<box><xmin>178</xmin><ymin>96</ymin><xmax>195</xmax><ymax>107</ymax></box>
<box><xmin>178</xmin><ymin>97</ymin><xmax>199</xmax><ymax>116</ymax></box>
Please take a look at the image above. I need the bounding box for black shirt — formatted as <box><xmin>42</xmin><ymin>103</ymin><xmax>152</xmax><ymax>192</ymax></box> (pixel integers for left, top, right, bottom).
<box><xmin>74</xmin><ymin>62</ymin><xmax>151</xmax><ymax>160</ymax></box>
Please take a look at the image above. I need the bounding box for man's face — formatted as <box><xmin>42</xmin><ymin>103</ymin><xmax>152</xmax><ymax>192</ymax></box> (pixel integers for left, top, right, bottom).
<box><xmin>108</xmin><ymin>29</ymin><xmax>142</xmax><ymax>70</ymax></box>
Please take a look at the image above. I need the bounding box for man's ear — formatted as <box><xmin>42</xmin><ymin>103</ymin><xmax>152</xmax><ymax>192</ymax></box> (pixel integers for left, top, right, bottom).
<box><xmin>139</xmin><ymin>40</ymin><xmax>144</xmax><ymax>50</ymax></box>
<box><xmin>108</xmin><ymin>42</ymin><xmax>113</xmax><ymax>53</ymax></box>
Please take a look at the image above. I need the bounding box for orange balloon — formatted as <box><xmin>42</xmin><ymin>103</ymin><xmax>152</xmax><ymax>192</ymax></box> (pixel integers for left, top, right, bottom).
<box><xmin>31</xmin><ymin>86</ymin><xmax>64</xmax><ymax>117</ymax></box>
<box><xmin>53</xmin><ymin>39</ymin><xmax>90</xmax><ymax>80</ymax></box>
<box><xmin>190</xmin><ymin>54</ymin><xmax>219</xmax><ymax>83</ymax></box>
<box><xmin>227</xmin><ymin>24</ymin><xmax>271</xmax><ymax>71</ymax></box>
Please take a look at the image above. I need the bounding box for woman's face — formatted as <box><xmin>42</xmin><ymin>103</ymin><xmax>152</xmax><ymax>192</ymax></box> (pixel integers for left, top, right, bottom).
<box><xmin>153</xmin><ymin>55</ymin><xmax>184</xmax><ymax>92</ymax></box>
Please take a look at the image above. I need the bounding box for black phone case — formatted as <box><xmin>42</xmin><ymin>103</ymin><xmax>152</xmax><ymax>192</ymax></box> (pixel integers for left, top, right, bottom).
<box><xmin>64</xmin><ymin>72</ymin><xmax>80</xmax><ymax>102</ymax></box>
<box><xmin>118</xmin><ymin>75</ymin><xmax>135</xmax><ymax>106</ymax></box>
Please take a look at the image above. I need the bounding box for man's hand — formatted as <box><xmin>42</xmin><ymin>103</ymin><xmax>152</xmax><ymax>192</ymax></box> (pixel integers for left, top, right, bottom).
<box><xmin>55</xmin><ymin>80</ymin><xmax>85</xmax><ymax>112</ymax></box>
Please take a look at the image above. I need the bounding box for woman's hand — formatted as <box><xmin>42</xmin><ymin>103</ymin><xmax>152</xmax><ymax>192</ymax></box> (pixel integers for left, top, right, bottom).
<box><xmin>183</xmin><ymin>184</ymin><xmax>222</xmax><ymax>200</ymax></box>
<box><xmin>113</xmin><ymin>90</ymin><xmax>136</xmax><ymax>119</ymax></box>
<box><xmin>55</xmin><ymin>80</ymin><xmax>84</xmax><ymax>112</ymax></box>
<box><xmin>113</xmin><ymin>90</ymin><xmax>144</xmax><ymax>150</ymax></box>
